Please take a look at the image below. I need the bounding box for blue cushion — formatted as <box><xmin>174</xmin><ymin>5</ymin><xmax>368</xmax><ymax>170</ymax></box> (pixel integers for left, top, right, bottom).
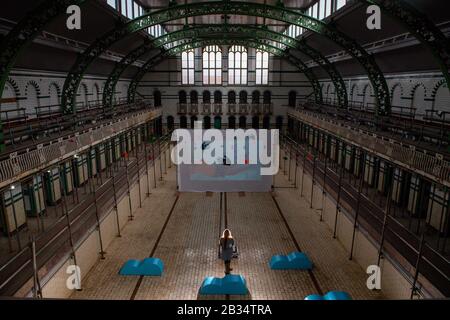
<box><xmin>269</xmin><ymin>252</ymin><xmax>313</xmax><ymax>270</ymax></box>
<box><xmin>199</xmin><ymin>274</ymin><xmax>248</xmax><ymax>295</ymax></box>
<box><xmin>119</xmin><ymin>258</ymin><xmax>164</xmax><ymax>276</ymax></box>
<box><xmin>305</xmin><ymin>291</ymin><xmax>352</xmax><ymax>300</ymax></box>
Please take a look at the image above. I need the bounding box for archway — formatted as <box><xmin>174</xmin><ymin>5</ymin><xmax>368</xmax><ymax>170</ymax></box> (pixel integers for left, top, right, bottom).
<box><xmin>180</xmin><ymin>115</ymin><xmax>187</xmax><ymax>128</ymax></box>
<box><xmin>167</xmin><ymin>116</ymin><xmax>174</xmax><ymax>131</ymax></box>
<box><xmin>263</xmin><ymin>116</ymin><xmax>270</xmax><ymax>129</ymax></box>
<box><xmin>228</xmin><ymin>116</ymin><xmax>236</xmax><ymax>129</ymax></box>
<box><xmin>203</xmin><ymin>116</ymin><xmax>211</xmax><ymax>129</ymax></box>
<box><xmin>214</xmin><ymin>116</ymin><xmax>222</xmax><ymax>129</ymax></box>
<box><xmin>252</xmin><ymin>116</ymin><xmax>259</xmax><ymax>129</ymax></box>
<box><xmin>239</xmin><ymin>116</ymin><xmax>246</xmax><ymax>129</ymax></box>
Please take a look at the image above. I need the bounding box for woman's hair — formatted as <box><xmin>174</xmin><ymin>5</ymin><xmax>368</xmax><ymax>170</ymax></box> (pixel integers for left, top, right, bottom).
<box><xmin>221</xmin><ymin>229</ymin><xmax>233</xmax><ymax>239</ymax></box>
<box><xmin>221</xmin><ymin>229</ymin><xmax>233</xmax><ymax>249</ymax></box>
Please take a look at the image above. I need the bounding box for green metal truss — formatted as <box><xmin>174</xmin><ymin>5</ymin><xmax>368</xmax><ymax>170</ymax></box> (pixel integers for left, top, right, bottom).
<box><xmin>103</xmin><ymin>24</ymin><xmax>347</xmax><ymax>108</ymax></box>
<box><xmin>61</xmin><ymin>1</ymin><xmax>390</xmax><ymax>116</ymax></box>
<box><xmin>0</xmin><ymin>0</ymin><xmax>86</xmax><ymax>152</ymax></box>
<box><xmin>127</xmin><ymin>38</ymin><xmax>323</xmax><ymax>104</ymax></box>
<box><xmin>363</xmin><ymin>0</ymin><xmax>450</xmax><ymax>93</ymax></box>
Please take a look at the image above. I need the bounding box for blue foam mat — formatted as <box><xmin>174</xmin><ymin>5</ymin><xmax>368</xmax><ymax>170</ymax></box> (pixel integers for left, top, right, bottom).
<box><xmin>199</xmin><ymin>274</ymin><xmax>248</xmax><ymax>295</ymax></box>
<box><xmin>119</xmin><ymin>258</ymin><xmax>164</xmax><ymax>276</ymax></box>
<box><xmin>269</xmin><ymin>251</ymin><xmax>313</xmax><ymax>270</ymax></box>
<box><xmin>305</xmin><ymin>291</ymin><xmax>352</xmax><ymax>300</ymax></box>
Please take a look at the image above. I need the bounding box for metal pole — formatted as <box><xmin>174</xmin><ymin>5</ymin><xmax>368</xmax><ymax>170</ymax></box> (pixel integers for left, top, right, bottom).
<box><xmin>377</xmin><ymin>180</ymin><xmax>393</xmax><ymax>265</ymax></box>
<box><xmin>152</xmin><ymin>142</ymin><xmax>157</xmax><ymax>188</ymax></box>
<box><xmin>349</xmin><ymin>150</ymin><xmax>366</xmax><ymax>260</ymax></box>
<box><xmin>30</xmin><ymin>235</ymin><xmax>42</xmax><ymax>299</ymax></box>
<box><xmin>9</xmin><ymin>188</ymin><xmax>22</xmax><ymax>251</ymax></box>
<box><xmin>136</xmin><ymin>154</ymin><xmax>143</xmax><ymax>208</ymax></box>
<box><xmin>333</xmin><ymin>164</ymin><xmax>344</xmax><ymax>239</ymax></box>
<box><xmin>125</xmin><ymin>158</ymin><xmax>134</xmax><ymax>221</ymax></box>
<box><xmin>300</xmin><ymin>149</ymin><xmax>306</xmax><ymax>197</ymax></box>
<box><xmin>310</xmin><ymin>153</ymin><xmax>316</xmax><ymax>209</ymax></box>
<box><xmin>288</xmin><ymin>141</ymin><xmax>292</xmax><ymax>181</ymax></box>
<box><xmin>320</xmin><ymin>156</ymin><xmax>328</xmax><ymax>222</ymax></box>
<box><xmin>410</xmin><ymin>232</ymin><xmax>426</xmax><ymax>299</ymax></box>
<box><xmin>144</xmin><ymin>142</ymin><xmax>151</xmax><ymax>196</ymax></box>
<box><xmin>91</xmin><ymin>180</ymin><xmax>106</xmax><ymax>259</ymax></box>
<box><xmin>158</xmin><ymin>139</ymin><xmax>163</xmax><ymax>181</ymax></box>
<box><xmin>111</xmin><ymin>173</ymin><xmax>121</xmax><ymax>237</ymax></box>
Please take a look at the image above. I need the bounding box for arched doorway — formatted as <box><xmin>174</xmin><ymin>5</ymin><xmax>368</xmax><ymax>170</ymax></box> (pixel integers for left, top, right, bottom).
<box><xmin>252</xmin><ymin>116</ymin><xmax>259</xmax><ymax>129</ymax></box>
<box><xmin>239</xmin><ymin>91</ymin><xmax>248</xmax><ymax>104</ymax></box>
<box><xmin>239</xmin><ymin>116</ymin><xmax>246</xmax><ymax>129</ymax></box>
<box><xmin>190</xmin><ymin>115</ymin><xmax>198</xmax><ymax>128</ymax></box>
<box><xmin>203</xmin><ymin>91</ymin><xmax>211</xmax><ymax>103</ymax></box>
<box><xmin>214</xmin><ymin>116</ymin><xmax>222</xmax><ymax>129</ymax></box>
<box><xmin>263</xmin><ymin>90</ymin><xmax>271</xmax><ymax>104</ymax></box>
<box><xmin>180</xmin><ymin>116</ymin><xmax>187</xmax><ymax>128</ymax></box>
<box><xmin>190</xmin><ymin>90</ymin><xmax>198</xmax><ymax>103</ymax></box>
<box><xmin>228</xmin><ymin>116</ymin><xmax>236</xmax><ymax>129</ymax></box>
<box><xmin>179</xmin><ymin>90</ymin><xmax>187</xmax><ymax>104</ymax></box>
<box><xmin>214</xmin><ymin>91</ymin><xmax>222</xmax><ymax>103</ymax></box>
<box><xmin>203</xmin><ymin>116</ymin><xmax>211</xmax><ymax>129</ymax></box>
<box><xmin>228</xmin><ymin>91</ymin><xmax>236</xmax><ymax>104</ymax></box>
<box><xmin>167</xmin><ymin>116</ymin><xmax>174</xmax><ymax>131</ymax></box>
<box><xmin>263</xmin><ymin>116</ymin><xmax>270</xmax><ymax>129</ymax></box>
<box><xmin>252</xmin><ymin>90</ymin><xmax>260</xmax><ymax>104</ymax></box>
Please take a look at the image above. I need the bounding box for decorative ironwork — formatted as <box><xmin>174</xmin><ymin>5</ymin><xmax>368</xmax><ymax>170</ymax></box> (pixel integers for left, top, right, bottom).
<box><xmin>104</xmin><ymin>24</ymin><xmax>344</xmax><ymax>108</ymax></box>
<box><xmin>364</xmin><ymin>0</ymin><xmax>450</xmax><ymax>93</ymax></box>
<box><xmin>61</xmin><ymin>1</ymin><xmax>390</xmax><ymax>115</ymax></box>
<box><xmin>0</xmin><ymin>0</ymin><xmax>87</xmax><ymax>152</ymax></box>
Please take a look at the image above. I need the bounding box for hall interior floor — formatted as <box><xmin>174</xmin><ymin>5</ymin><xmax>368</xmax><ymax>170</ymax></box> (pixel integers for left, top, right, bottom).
<box><xmin>71</xmin><ymin>166</ymin><xmax>382</xmax><ymax>300</ymax></box>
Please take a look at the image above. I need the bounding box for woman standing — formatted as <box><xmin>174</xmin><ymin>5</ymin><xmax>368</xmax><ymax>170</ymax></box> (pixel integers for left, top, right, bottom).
<box><xmin>220</xmin><ymin>229</ymin><xmax>234</xmax><ymax>275</ymax></box>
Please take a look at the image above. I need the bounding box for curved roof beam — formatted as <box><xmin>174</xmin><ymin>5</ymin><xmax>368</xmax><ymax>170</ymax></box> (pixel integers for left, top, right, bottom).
<box><xmin>125</xmin><ymin>38</ymin><xmax>322</xmax><ymax>104</ymax></box>
<box><xmin>0</xmin><ymin>0</ymin><xmax>87</xmax><ymax>152</ymax></box>
<box><xmin>363</xmin><ymin>0</ymin><xmax>450</xmax><ymax>93</ymax></box>
<box><xmin>60</xmin><ymin>1</ymin><xmax>390</xmax><ymax>116</ymax></box>
<box><xmin>103</xmin><ymin>24</ymin><xmax>346</xmax><ymax>108</ymax></box>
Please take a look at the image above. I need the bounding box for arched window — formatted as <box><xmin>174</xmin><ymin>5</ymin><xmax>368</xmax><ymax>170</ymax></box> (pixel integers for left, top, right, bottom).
<box><xmin>203</xmin><ymin>116</ymin><xmax>211</xmax><ymax>129</ymax></box>
<box><xmin>182</xmin><ymin>50</ymin><xmax>195</xmax><ymax>85</ymax></box>
<box><xmin>228</xmin><ymin>91</ymin><xmax>236</xmax><ymax>104</ymax></box>
<box><xmin>252</xmin><ymin>91</ymin><xmax>260</xmax><ymax>104</ymax></box>
<box><xmin>167</xmin><ymin>116</ymin><xmax>174</xmax><ymax>131</ymax></box>
<box><xmin>256</xmin><ymin>50</ymin><xmax>269</xmax><ymax>85</ymax></box>
<box><xmin>203</xmin><ymin>91</ymin><xmax>211</xmax><ymax>103</ymax></box>
<box><xmin>263</xmin><ymin>116</ymin><xmax>270</xmax><ymax>129</ymax></box>
<box><xmin>263</xmin><ymin>91</ymin><xmax>272</xmax><ymax>104</ymax></box>
<box><xmin>239</xmin><ymin>116</ymin><xmax>246</xmax><ymax>129</ymax></box>
<box><xmin>214</xmin><ymin>91</ymin><xmax>222</xmax><ymax>103</ymax></box>
<box><xmin>214</xmin><ymin>116</ymin><xmax>222</xmax><ymax>129</ymax></box>
<box><xmin>49</xmin><ymin>83</ymin><xmax>61</xmax><ymax>106</ymax></box>
<box><xmin>228</xmin><ymin>116</ymin><xmax>236</xmax><ymax>129</ymax></box>
<box><xmin>252</xmin><ymin>116</ymin><xmax>259</xmax><ymax>129</ymax></box>
<box><xmin>190</xmin><ymin>91</ymin><xmax>198</xmax><ymax>104</ymax></box>
<box><xmin>228</xmin><ymin>45</ymin><xmax>247</xmax><ymax>85</ymax></box>
<box><xmin>288</xmin><ymin>91</ymin><xmax>297</xmax><ymax>108</ymax></box>
<box><xmin>203</xmin><ymin>45</ymin><xmax>222</xmax><ymax>85</ymax></box>
<box><xmin>190</xmin><ymin>115</ymin><xmax>198</xmax><ymax>128</ymax></box>
<box><xmin>180</xmin><ymin>116</ymin><xmax>187</xmax><ymax>129</ymax></box>
<box><xmin>179</xmin><ymin>90</ymin><xmax>187</xmax><ymax>104</ymax></box>
<box><xmin>239</xmin><ymin>91</ymin><xmax>248</xmax><ymax>104</ymax></box>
